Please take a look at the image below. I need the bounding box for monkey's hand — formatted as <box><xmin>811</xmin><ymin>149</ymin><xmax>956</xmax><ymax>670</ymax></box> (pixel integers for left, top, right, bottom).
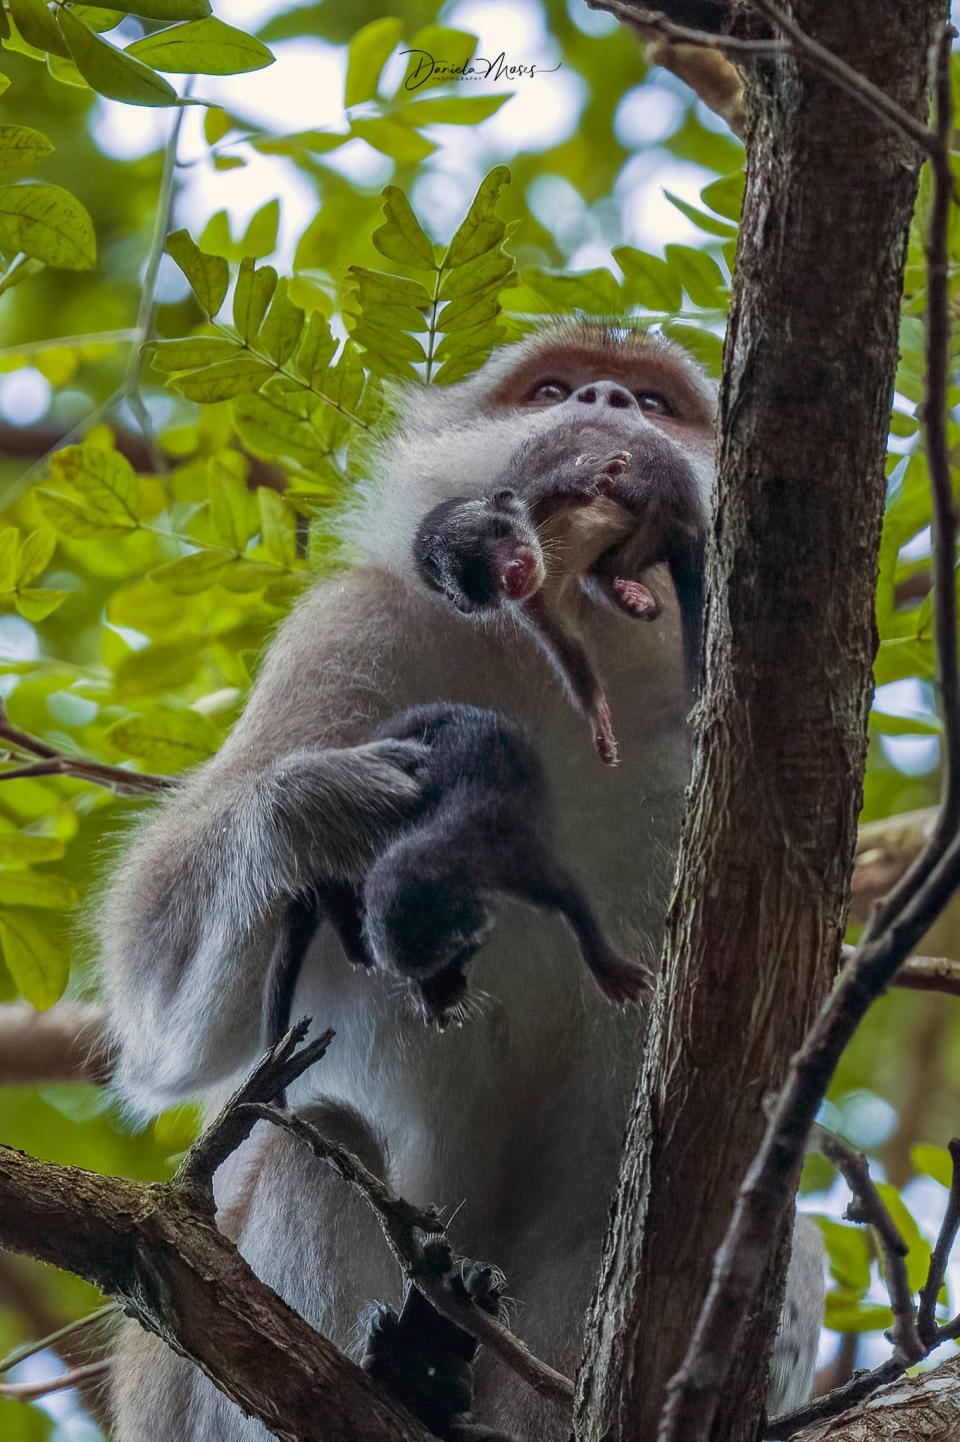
<box><xmin>271</xmin><ymin>738</ymin><xmax>430</xmax><ymax>883</ymax></box>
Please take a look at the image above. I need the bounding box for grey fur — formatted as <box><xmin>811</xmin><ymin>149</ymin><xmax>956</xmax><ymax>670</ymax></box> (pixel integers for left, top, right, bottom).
<box><xmin>103</xmin><ymin>328</ymin><xmax>823</xmax><ymax>1440</ymax></box>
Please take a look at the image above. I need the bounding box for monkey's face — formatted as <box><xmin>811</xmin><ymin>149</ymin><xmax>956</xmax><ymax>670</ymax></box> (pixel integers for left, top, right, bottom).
<box><xmin>487</xmin><ymin>330</ymin><xmax>715</xmax><ymax>469</ymax></box>
<box><xmin>413</xmin><ymin>489</ymin><xmax>545</xmax><ymax>614</ymax></box>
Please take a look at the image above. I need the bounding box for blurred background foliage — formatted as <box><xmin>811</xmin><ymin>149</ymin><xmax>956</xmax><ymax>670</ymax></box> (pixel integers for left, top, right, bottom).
<box><xmin>0</xmin><ymin>1</ymin><xmax>957</xmax><ymax>1436</ymax></box>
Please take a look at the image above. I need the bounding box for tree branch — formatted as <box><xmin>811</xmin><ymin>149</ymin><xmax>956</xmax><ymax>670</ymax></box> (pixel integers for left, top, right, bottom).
<box><xmin>0</xmin><ymin>699</ymin><xmax>171</xmax><ymax>796</ymax></box>
<box><xmin>0</xmin><ymin>1026</ymin><xmax>436</xmax><ymax>1442</ymax></box>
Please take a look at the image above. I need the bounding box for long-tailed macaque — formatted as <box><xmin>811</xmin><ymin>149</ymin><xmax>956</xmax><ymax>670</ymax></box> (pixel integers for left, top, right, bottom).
<box><xmin>104</xmin><ymin>324</ymin><xmax>823</xmax><ymax>1440</ymax></box>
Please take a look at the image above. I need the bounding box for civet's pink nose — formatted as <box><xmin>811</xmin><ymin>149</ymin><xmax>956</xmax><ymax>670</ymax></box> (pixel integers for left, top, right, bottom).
<box><xmin>500</xmin><ymin>545</ymin><xmax>541</xmax><ymax>601</ymax></box>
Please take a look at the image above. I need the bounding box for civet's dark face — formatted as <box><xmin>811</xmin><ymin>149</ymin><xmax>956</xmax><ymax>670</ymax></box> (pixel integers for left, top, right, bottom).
<box><xmin>413</xmin><ymin>488</ymin><xmax>544</xmax><ymax>614</ymax></box>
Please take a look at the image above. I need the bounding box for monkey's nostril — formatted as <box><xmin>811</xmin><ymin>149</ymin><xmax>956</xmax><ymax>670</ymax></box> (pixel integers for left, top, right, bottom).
<box><xmin>607</xmin><ymin>389</ymin><xmax>631</xmax><ymax>408</ymax></box>
<box><xmin>577</xmin><ymin>387</ymin><xmax>597</xmax><ymax>404</ymax></box>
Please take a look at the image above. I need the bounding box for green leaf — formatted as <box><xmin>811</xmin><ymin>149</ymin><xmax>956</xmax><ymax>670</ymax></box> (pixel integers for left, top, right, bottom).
<box><xmin>351</xmin><ymin>116</ymin><xmax>435</xmax><ymax>163</ymax></box>
<box><xmin>813</xmin><ymin>1216</ymin><xmax>871</xmax><ymax>1292</ymax></box>
<box><xmin>113</xmin><ymin>639</ymin><xmax>202</xmax><ymax>695</ymax></box>
<box><xmin>147</xmin><ymin>336</ymin><xmax>242</xmax><ymax>372</ymax></box>
<box><xmin>445</xmin><ymin>164</ymin><xmax>510</xmax><ymax>267</ymax></box>
<box><xmin>166</xmin><ymin>229</ymin><xmax>229</xmax><ymax>316</ymax></box>
<box><xmin>664</xmin><ymin>243</ymin><xmax>727</xmax><ymax>308</ymax></box>
<box><xmin>398</xmin><ymin>93</ymin><xmax>508</xmax><ymax>125</ymax></box>
<box><xmin>9</xmin><ymin>0</ymin><xmax>70</xmax><ymax>57</ymax></box>
<box><xmin>614</xmin><ymin>246</ymin><xmax>682</xmax><ymax>312</ymax></box>
<box><xmin>0</xmin><ymin>183</ymin><xmax>96</xmax><ymax>270</ymax></box>
<box><xmin>233</xmin><ymin>391</ymin><xmax>331</xmax><ymax>470</ymax></box>
<box><xmin>0</xmin><ymin>529</ymin><xmax>17</xmax><ymax>590</ymax></box>
<box><xmin>870</xmin><ymin>710</ymin><xmax>941</xmax><ymax>736</ymax></box>
<box><xmin>233</xmin><ymin>258</ymin><xmax>278</xmax><ymax>342</ymax></box>
<box><xmin>16</xmin><ymin>527</ymin><xmax>56</xmax><ymax>584</ymax></box>
<box><xmin>15</xmin><ymin>587</ymin><xmax>68</xmax><ymax>621</ymax></box>
<box><xmin>105</xmin><ymin>707</ymin><xmax>218</xmax><ymax>770</ymax></box>
<box><xmin>148</xmin><ymin>550</ymin><xmax>235</xmax><ymax>594</ymax></box>
<box><xmin>37</xmin><ymin>488</ymin><xmax>136</xmax><ymax>539</ymax></box>
<box><xmin>823</xmin><ymin>1296</ymin><xmax>893</xmax><ymax>1334</ymax></box>
<box><xmin>700</xmin><ymin>171</ymin><xmax>745</xmax><ymax>222</ymax></box>
<box><xmin>660</xmin><ymin>322</ymin><xmax>725</xmax><ymax>376</ymax></box>
<box><xmin>0</xmin><ymin>833</ymin><xmax>64</xmax><ymax>867</ymax></box>
<box><xmin>372</xmin><ymin>184</ymin><xmax>436</xmax><ymax>271</ymax></box>
<box><xmin>50</xmin><ymin>442</ymin><xmax>139</xmax><ymax>520</ymax></box>
<box><xmin>71</xmin><ymin>7</ymin><xmax>126</xmax><ymax>31</ymax></box>
<box><xmin>663</xmin><ymin>189</ymin><xmax>738</xmax><ymax>239</ymax></box>
<box><xmin>115</xmin><ymin>0</ymin><xmax>211</xmax><ymax>17</ymax></box>
<box><xmin>169</xmin><ymin>355</ymin><xmax>275</xmax><ymax>402</ymax></box>
<box><xmin>258</xmin><ymin>487</ymin><xmax>297</xmax><ymax>567</ymax></box>
<box><xmin>240</xmin><ymin>199</ymin><xmax>279</xmax><ymax>259</ymax></box>
<box><xmin>345</xmin><ymin>16</ymin><xmax>401</xmax><ymax>107</ymax></box>
<box><xmin>259</xmin><ymin>279</ymin><xmax>305</xmax><ymax>366</ymax></box>
<box><xmin>293</xmin><ymin>313</ymin><xmax>337</xmax><ymax>386</ymax></box>
<box><xmin>911</xmin><ymin>1144</ymin><xmax>955</xmax><ymax>1189</ymax></box>
<box><xmin>875</xmin><ymin>1183</ymin><xmax>930</xmax><ymax>1293</ymax></box>
<box><xmin>57</xmin><ymin>8</ymin><xmax>181</xmax><ymax>106</ymax></box>
<box><xmin>0</xmin><ymin>911</ymin><xmax>68</xmax><ymax>1009</ymax></box>
<box><xmin>125</xmin><ymin>17</ymin><xmax>274</xmax><ymax>74</ymax></box>
<box><xmin>0</xmin><ymin>125</ymin><xmax>53</xmax><ymax>178</ymax></box>
<box><xmin>347</xmin><ymin>267</ymin><xmax>433</xmax><ymax>310</ymax></box>
<box><xmin>0</xmin><ymin>872</ymin><xmax>77</xmax><ymax>909</ymax></box>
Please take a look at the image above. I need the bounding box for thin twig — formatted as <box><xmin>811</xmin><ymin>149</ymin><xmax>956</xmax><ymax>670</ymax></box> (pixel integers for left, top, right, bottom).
<box><xmin>586</xmin><ymin>1</ymin><xmax>790</xmax><ymax>58</ymax></box>
<box><xmin>894</xmin><ymin>956</ymin><xmax>960</xmax><ymax>997</ymax></box>
<box><xmin>918</xmin><ymin>1138</ymin><xmax>960</xmax><ymax>1345</ymax></box>
<box><xmin>125</xmin><ymin>87</ymin><xmax>191</xmax><ymax>473</ymax></box>
<box><xmin>589</xmin><ymin>1</ymin><xmax>937</xmax><ymax>155</ymax></box>
<box><xmin>764</xmin><ymin>1358</ymin><xmax>905</xmax><ymax>1440</ymax></box>
<box><xmin>174</xmin><ymin>1021</ymin><xmax>336</xmax><ymax>1205</ymax></box>
<box><xmin>245</xmin><ymin>1102</ymin><xmax>575</xmax><ymax>1407</ymax></box>
<box><xmin>0</xmin><ymin>1359</ymin><xmax>108</xmax><ymax>1404</ymax></box>
<box><xmin>0</xmin><ymin>699</ymin><xmax>171</xmax><ymax>796</ymax></box>
<box><xmin>658</xmin><ymin>28</ymin><xmax>960</xmax><ymax>1442</ymax></box>
<box><xmin>811</xmin><ymin>1125</ymin><xmax>923</xmax><ymax>1366</ymax></box>
<box><xmin>842</xmin><ymin>943</ymin><xmax>960</xmax><ymax>998</ymax></box>
<box><xmin>0</xmin><ymin>1303</ymin><xmax>118</xmax><ymax>1376</ymax></box>
<box><xmin>749</xmin><ymin>0</ymin><xmax>938</xmax><ymax>156</ymax></box>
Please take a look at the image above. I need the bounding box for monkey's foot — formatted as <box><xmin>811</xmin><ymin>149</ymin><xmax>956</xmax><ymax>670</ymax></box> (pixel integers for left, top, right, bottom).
<box><xmin>591</xmin><ymin>950</ymin><xmax>652</xmax><ymax>1006</ymax></box>
<box><xmin>362</xmin><ymin>1244</ymin><xmax>513</xmax><ymax>1441</ymax></box>
<box><xmin>611</xmin><ymin>576</ymin><xmax>661</xmax><ymax>621</ymax></box>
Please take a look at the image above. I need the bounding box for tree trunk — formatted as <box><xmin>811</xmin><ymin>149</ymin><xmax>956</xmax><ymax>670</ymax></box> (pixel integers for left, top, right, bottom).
<box><xmin>576</xmin><ymin>5</ymin><xmax>945</xmax><ymax>1441</ymax></box>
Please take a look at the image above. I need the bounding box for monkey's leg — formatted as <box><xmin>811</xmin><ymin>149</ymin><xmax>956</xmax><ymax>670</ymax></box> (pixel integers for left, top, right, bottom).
<box><xmin>519</xmin><ymin>590</ymin><xmax>618</xmax><ymax>765</ymax></box>
<box><xmin>506</xmin><ymin>859</ymin><xmax>650</xmax><ymax>1004</ymax></box>
<box><xmin>362</xmin><ymin>1246</ymin><xmax>515</xmax><ymax>1442</ymax></box>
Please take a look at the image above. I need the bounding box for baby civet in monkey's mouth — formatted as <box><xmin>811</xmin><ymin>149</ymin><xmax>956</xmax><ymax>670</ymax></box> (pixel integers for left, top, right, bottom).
<box><xmin>413</xmin><ymin>389</ymin><xmax>708</xmax><ymax>765</ymax></box>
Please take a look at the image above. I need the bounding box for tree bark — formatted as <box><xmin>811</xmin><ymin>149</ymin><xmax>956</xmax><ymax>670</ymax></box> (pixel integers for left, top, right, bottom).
<box><xmin>791</xmin><ymin>1356</ymin><xmax>960</xmax><ymax>1441</ymax></box>
<box><xmin>0</xmin><ymin>1144</ymin><xmax>433</xmax><ymax>1442</ymax></box>
<box><xmin>575</xmin><ymin>5</ymin><xmax>945</xmax><ymax>1441</ymax></box>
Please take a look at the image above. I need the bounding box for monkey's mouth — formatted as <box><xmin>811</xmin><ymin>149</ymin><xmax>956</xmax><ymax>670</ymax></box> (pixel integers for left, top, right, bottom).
<box><xmin>497</xmin><ymin>542</ymin><xmax>543</xmax><ymax>602</ymax></box>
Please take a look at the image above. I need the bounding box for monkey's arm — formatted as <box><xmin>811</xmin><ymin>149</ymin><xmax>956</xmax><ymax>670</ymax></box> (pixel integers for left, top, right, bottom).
<box><xmin>100</xmin><ymin>572</ymin><xmax>424</xmax><ymax>1114</ymax></box>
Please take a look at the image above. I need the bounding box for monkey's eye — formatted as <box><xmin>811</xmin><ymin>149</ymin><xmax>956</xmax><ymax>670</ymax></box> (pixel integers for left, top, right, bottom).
<box><xmin>527</xmin><ymin>379</ymin><xmax>571</xmax><ymax>405</ymax></box>
<box><xmin>636</xmin><ymin>391</ymin><xmax>674</xmax><ymax>416</ymax></box>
